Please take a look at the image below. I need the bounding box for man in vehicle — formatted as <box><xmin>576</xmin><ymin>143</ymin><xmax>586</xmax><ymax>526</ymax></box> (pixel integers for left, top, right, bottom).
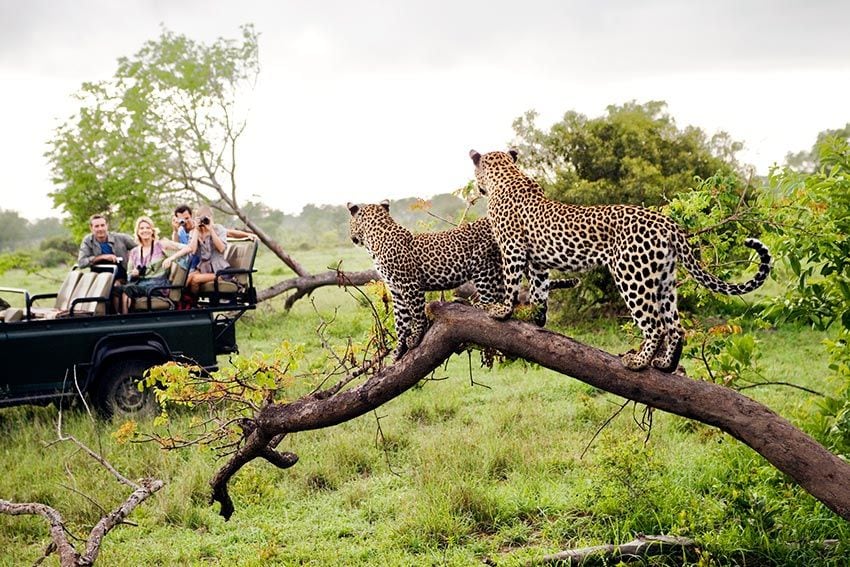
<box><xmin>171</xmin><ymin>204</ymin><xmax>257</xmax><ymax>244</ymax></box>
<box><xmin>77</xmin><ymin>214</ymin><xmax>136</xmax><ymax>282</ymax></box>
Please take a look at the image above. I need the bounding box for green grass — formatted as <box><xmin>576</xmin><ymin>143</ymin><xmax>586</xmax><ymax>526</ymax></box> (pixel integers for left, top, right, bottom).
<box><xmin>1</xmin><ymin>256</ymin><xmax>850</xmax><ymax>565</ymax></box>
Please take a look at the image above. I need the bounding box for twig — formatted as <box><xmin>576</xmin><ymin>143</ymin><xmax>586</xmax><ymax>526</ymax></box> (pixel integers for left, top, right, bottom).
<box><xmin>736</xmin><ymin>381</ymin><xmax>824</xmax><ymax>397</ymax></box>
<box><xmin>373</xmin><ymin>411</ymin><xmax>402</xmax><ymax>477</ymax></box>
<box><xmin>424</xmin><ymin>209</ymin><xmax>459</xmax><ymax>227</ymax></box>
<box><xmin>699</xmin><ymin>334</ymin><xmax>716</xmax><ymax>382</ymax></box>
<box><xmin>581</xmin><ymin>399</ymin><xmax>631</xmax><ymax>459</ymax></box>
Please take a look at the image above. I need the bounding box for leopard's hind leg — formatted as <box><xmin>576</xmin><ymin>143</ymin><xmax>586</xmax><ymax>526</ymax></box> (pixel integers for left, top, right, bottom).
<box><xmin>651</xmin><ymin>259</ymin><xmax>685</xmax><ymax>373</ymax></box>
<box><xmin>611</xmin><ymin>256</ymin><xmax>665</xmax><ymax>371</ymax></box>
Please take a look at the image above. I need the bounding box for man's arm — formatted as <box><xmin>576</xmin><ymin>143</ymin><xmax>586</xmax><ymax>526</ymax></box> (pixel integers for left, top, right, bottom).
<box><xmin>119</xmin><ymin>233</ymin><xmax>137</xmax><ymax>251</ymax></box>
<box><xmin>226</xmin><ymin>228</ymin><xmax>256</xmax><ymax>240</ymax></box>
<box><xmin>77</xmin><ymin>236</ymin><xmax>123</xmax><ymax>268</ymax></box>
<box><xmin>76</xmin><ymin>237</ymin><xmax>94</xmax><ymax>268</ymax></box>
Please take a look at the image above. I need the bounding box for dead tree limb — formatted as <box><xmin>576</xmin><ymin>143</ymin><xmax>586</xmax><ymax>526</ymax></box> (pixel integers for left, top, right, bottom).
<box><xmin>538</xmin><ymin>534</ymin><xmax>697</xmax><ymax>565</ymax></box>
<box><xmin>257</xmin><ymin>268</ymin><xmax>380</xmax><ymax>305</ymax></box>
<box><xmin>0</xmin><ymin>433</ymin><xmax>163</xmax><ymax>566</ymax></box>
<box><xmin>209</xmin><ymin>301</ymin><xmax>850</xmax><ymax>522</ymax></box>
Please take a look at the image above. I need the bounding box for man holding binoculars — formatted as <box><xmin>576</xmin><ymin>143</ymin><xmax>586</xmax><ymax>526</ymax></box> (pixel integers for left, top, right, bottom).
<box><xmin>171</xmin><ymin>204</ymin><xmax>256</xmax><ymax>246</ymax></box>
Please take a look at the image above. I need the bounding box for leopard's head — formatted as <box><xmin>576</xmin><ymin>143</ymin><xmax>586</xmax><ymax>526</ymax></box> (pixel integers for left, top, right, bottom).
<box><xmin>347</xmin><ymin>200</ymin><xmax>391</xmax><ymax>248</ymax></box>
<box><xmin>469</xmin><ymin>149</ymin><xmax>519</xmax><ymax>196</ymax></box>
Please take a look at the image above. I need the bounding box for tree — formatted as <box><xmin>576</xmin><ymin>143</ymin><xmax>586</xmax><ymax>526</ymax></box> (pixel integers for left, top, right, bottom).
<box><xmin>785</xmin><ymin>123</ymin><xmax>850</xmax><ymax>173</ymax></box>
<box><xmin>45</xmin><ymin>25</ymin><xmax>380</xmax><ymax>303</ymax></box>
<box><xmin>0</xmin><ymin>210</ymin><xmax>30</xmax><ymax>251</ymax></box>
<box><xmin>191</xmin><ymin>302</ymin><xmax>850</xmax><ymax>522</ymax></box>
<box><xmin>511</xmin><ymin>100</ymin><xmax>743</xmax><ymax>207</ymax></box>
<box><xmin>764</xmin><ymin>136</ymin><xmax>850</xmax><ymax>457</ymax></box>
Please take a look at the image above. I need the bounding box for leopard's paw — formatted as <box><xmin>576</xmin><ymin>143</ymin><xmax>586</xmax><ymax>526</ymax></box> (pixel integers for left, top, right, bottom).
<box><xmin>620</xmin><ymin>350</ymin><xmax>649</xmax><ymax>371</ymax></box>
<box><xmin>483</xmin><ymin>303</ymin><xmax>512</xmax><ymax>320</ymax></box>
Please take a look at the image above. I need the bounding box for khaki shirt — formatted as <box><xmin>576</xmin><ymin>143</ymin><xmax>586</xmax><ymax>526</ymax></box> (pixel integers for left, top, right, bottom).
<box><xmin>77</xmin><ymin>232</ymin><xmax>136</xmax><ymax>269</ymax></box>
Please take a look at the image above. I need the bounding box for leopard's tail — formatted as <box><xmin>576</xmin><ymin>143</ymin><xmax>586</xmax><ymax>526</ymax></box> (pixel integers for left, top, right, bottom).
<box><xmin>550</xmin><ymin>277</ymin><xmax>581</xmax><ymax>290</ymax></box>
<box><xmin>675</xmin><ymin>234</ymin><xmax>771</xmax><ymax>295</ymax></box>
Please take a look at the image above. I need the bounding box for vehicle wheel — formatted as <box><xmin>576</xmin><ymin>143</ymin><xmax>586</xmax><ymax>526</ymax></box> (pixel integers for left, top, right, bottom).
<box><xmin>96</xmin><ymin>359</ymin><xmax>160</xmax><ymax>419</ymax></box>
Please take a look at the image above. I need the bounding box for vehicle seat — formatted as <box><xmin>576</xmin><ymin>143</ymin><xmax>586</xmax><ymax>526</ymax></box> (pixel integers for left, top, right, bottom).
<box><xmin>1</xmin><ymin>308</ymin><xmax>23</xmax><ymax>323</ymax></box>
<box><xmin>129</xmin><ymin>261</ymin><xmax>189</xmax><ymax>311</ymax></box>
<box><xmin>32</xmin><ymin>272</ymin><xmax>98</xmax><ymax>319</ymax></box>
<box><xmin>29</xmin><ymin>270</ymin><xmax>83</xmax><ymax>317</ymax></box>
<box><xmin>197</xmin><ymin>238</ymin><xmax>258</xmax><ymax>304</ymax></box>
<box><xmin>76</xmin><ymin>272</ymin><xmax>114</xmax><ymax>315</ymax></box>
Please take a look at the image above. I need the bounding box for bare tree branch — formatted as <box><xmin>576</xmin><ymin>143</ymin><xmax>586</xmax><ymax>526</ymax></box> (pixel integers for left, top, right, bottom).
<box><xmin>257</xmin><ymin>268</ymin><xmax>381</xmax><ymax>305</ymax></box>
<box><xmin>1</xmin><ymin>417</ymin><xmax>163</xmax><ymax>566</ymax></box>
<box><xmin>538</xmin><ymin>534</ymin><xmax>697</xmax><ymax>565</ymax></box>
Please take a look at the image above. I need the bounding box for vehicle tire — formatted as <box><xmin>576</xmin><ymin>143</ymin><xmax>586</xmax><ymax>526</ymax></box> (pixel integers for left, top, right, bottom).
<box><xmin>95</xmin><ymin>359</ymin><xmax>160</xmax><ymax>419</ymax></box>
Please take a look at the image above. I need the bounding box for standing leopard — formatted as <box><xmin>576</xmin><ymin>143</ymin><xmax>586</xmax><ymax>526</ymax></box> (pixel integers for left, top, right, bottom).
<box><xmin>468</xmin><ymin>149</ymin><xmax>771</xmax><ymax>372</ymax></box>
<box><xmin>348</xmin><ymin>200</ymin><xmax>576</xmax><ymax>359</ymax></box>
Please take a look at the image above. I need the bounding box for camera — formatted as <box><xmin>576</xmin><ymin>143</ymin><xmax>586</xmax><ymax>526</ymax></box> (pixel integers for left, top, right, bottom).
<box><xmin>199</xmin><ymin>216</ymin><xmax>211</xmax><ymax>226</ymax></box>
<box><xmin>178</xmin><ymin>218</ymin><xmax>187</xmax><ymax>226</ymax></box>
<box><xmin>136</xmin><ymin>265</ymin><xmax>147</xmax><ymax>278</ymax></box>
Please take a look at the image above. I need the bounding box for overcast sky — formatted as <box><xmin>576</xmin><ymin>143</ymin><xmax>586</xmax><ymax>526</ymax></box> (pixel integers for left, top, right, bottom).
<box><xmin>2</xmin><ymin>0</ymin><xmax>849</xmax><ymax>220</ymax></box>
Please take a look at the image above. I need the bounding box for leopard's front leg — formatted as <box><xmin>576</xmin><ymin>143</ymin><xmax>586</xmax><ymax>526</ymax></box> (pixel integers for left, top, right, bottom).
<box><xmin>471</xmin><ymin>253</ymin><xmax>508</xmax><ymax>317</ymax></box>
<box><xmin>526</xmin><ymin>263</ymin><xmax>551</xmax><ymax>327</ymax></box>
<box><xmin>404</xmin><ymin>292</ymin><xmax>428</xmax><ymax>352</ymax></box>
<box><xmin>485</xmin><ymin>241</ymin><xmax>525</xmax><ymax>320</ymax></box>
<box><xmin>388</xmin><ymin>285</ymin><xmax>414</xmax><ymax>360</ymax></box>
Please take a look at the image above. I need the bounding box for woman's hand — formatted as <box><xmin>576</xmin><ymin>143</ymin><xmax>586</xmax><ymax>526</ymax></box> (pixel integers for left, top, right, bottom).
<box><xmin>163</xmin><ymin>258</ymin><xmax>172</xmax><ymax>271</ymax></box>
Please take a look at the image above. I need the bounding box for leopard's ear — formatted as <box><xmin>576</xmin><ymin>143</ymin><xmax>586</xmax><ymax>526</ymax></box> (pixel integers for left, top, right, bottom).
<box><xmin>347</xmin><ymin>203</ymin><xmax>359</xmax><ymax>216</ymax></box>
<box><xmin>469</xmin><ymin>149</ymin><xmax>481</xmax><ymax>166</ymax></box>
<box><xmin>380</xmin><ymin>199</ymin><xmax>390</xmax><ymax>212</ymax></box>
<box><xmin>508</xmin><ymin>148</ymin><xmax>518</xmax><ymax>163</ymax></box>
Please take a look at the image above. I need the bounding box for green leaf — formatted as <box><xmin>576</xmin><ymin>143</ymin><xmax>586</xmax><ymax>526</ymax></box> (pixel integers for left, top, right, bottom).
<box><xmin>842</xmin><ymin>309</ymin><xmax>850</xmax><ymax>331</ymax></box>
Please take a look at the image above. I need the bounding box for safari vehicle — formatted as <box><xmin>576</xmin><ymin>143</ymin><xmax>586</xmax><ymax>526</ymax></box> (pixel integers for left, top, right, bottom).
<box><xmin>0</xmin><ymin>238</ymin><xmax>258</xmax><ymax>417</ymax></box>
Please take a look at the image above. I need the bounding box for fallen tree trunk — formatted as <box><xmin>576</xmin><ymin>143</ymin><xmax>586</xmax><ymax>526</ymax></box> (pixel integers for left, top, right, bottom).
<box><xmin>538</xmin><ymin>534</ymin><xmax>697</xmax><ymax>565</ymax></box>
<box><xmin>210</xmin><ymin>301</ymin><xmax>850</xmax><ymax>522</ymax></box>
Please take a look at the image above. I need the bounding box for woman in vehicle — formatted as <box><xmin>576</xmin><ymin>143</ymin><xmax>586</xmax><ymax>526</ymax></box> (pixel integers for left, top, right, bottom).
<box><xmin>163</xmin><ymin>206</ymin><xmax>231</xmax><ymax>299</ymax></box>
<box><xmin>119</xmin><ymin>216</ymin><xmax>184</xmax><ymax>313</ymax></box>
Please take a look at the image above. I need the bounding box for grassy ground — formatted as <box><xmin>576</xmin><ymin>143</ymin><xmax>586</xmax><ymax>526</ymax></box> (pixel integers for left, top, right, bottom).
<box><xmin>1</xmin><ymin>251</ymin><xmax>849</xmax><ymax>565</ymax></box>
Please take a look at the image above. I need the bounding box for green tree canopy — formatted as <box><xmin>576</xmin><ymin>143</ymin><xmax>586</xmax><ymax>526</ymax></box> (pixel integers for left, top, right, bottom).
<box><xmin>511</xmin><ymin>100</ymin><xmax>743</xmax><ymax>206</ymax></box>
<box><xmin>784</xmin><ymin>123</ymin><xmax>850</xmax><ymax>173</ymax></box>
<box><xmin>0</xmin><ymin>211</ymin><xmax>67</xmax><ymax>252</ymax></box>
<box><xmin>0</xmin><ymin>210</ymin><xmax>30</xmax><ymax>252</ymax></box>
<box><xmin>45</xmin><ymin>25</ymin><xmax>259</xmax><ymax>239</ymax></box>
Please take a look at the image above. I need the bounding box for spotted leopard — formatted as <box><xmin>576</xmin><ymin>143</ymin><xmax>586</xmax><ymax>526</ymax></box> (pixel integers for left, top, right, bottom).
<box><xmin>348</xmin><ymin>200</ymin><xmax>576</xmax><ymax>359</ymax></box>
<box><xmin>468</xmin><ymin>149</ymin><xmax>771</xmax><ymax>372</ymax></box>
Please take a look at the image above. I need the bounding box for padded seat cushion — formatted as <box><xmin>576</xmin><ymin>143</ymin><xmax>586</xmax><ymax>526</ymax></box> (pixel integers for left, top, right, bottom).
<box><xmin>1</xmin><ymin>308</ymin><xmax>23</xmax><ymax>322</ymax></box>
<box><xmin>198</xmin><ymin>280</ymin><xmax>240</xmax><ymax>294</ymax></box>
<box><xmin>130</xmin><ymin>261</ymin><xmax>189</xmax><ymax>311</ymax></box>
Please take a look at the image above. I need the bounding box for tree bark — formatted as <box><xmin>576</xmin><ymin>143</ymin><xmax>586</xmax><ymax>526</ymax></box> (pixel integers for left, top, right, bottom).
<box><xmin>257</xmin><ymin>268</ymin><xmax>381</xmax><ymax>305</ymax></box>
<box><xmin>234</xmin><ymin>213</ymin><xmax>310</xmax><ymax>278</ymax></box>
<box><xmin>210</xmin><ymin>301</ymin><xmax>850</xmax><ymax>522</ymax></box>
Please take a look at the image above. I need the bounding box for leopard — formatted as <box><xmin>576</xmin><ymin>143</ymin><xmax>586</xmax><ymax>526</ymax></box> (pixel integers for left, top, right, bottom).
<box><xmin>468</xmin><ymin>149</ymin><xmax>772</xmax><ymax>373</ymax></box>
<box><xmin>348</xmin><ymin>200</ymin><xmax>577</xmax><ymax>359</ymax></box>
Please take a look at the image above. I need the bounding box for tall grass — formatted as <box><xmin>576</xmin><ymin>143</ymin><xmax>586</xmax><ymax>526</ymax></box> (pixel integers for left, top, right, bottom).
<box><xmin>1</xmin><ymin>254</ymin><xmax>849</xmax><ymax>565</ymax></box>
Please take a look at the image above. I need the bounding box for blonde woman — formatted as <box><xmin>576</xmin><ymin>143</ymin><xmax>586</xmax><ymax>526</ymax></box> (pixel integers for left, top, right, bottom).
<box><xmin>120</xmin><ymin>216</ymin><xmax>184</xmax><ymax>313</ymax></box>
